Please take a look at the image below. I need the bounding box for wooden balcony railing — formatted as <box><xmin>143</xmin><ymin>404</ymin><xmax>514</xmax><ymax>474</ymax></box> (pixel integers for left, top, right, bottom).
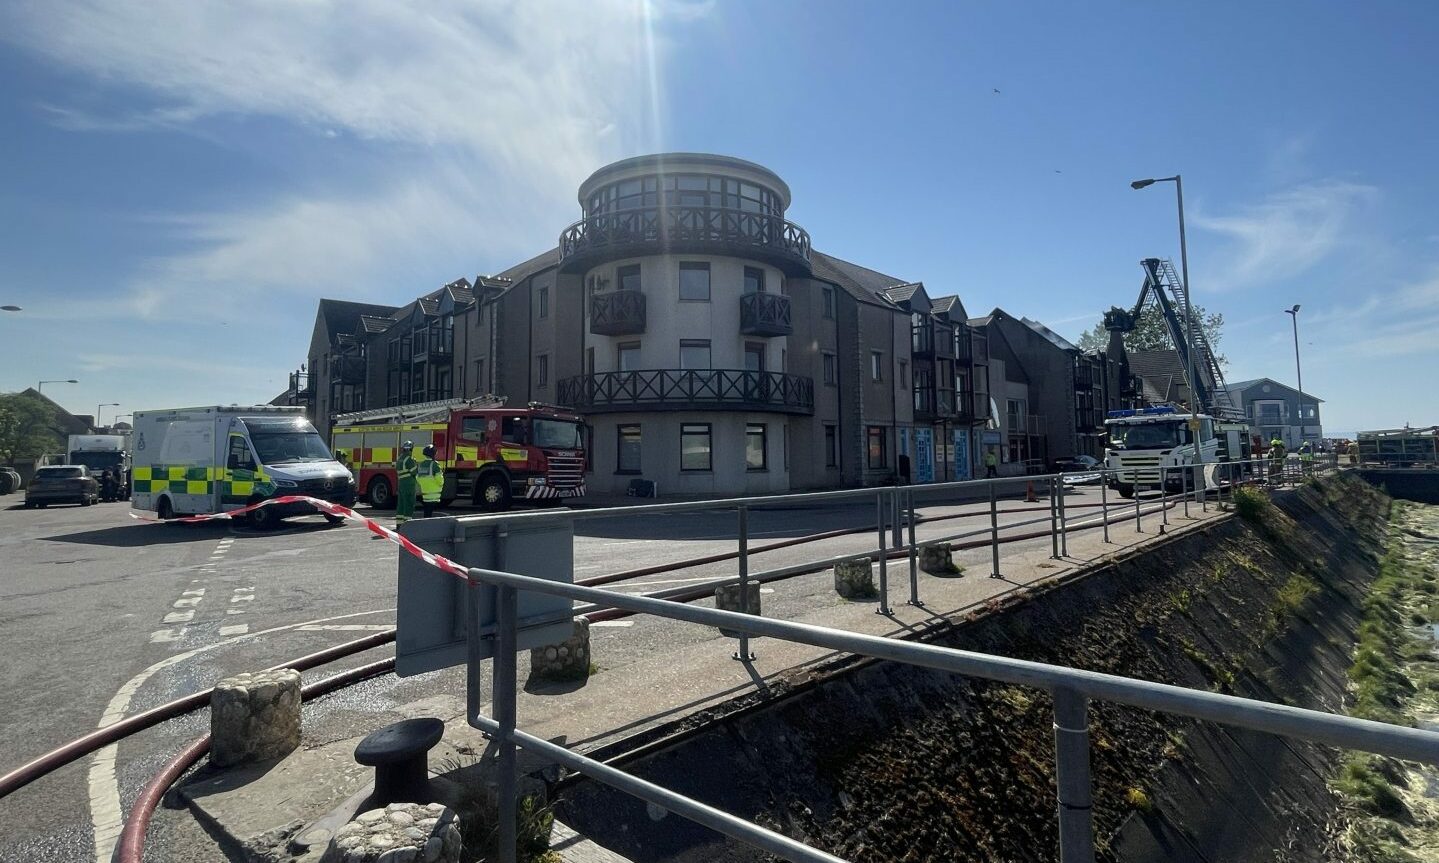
<box><xmin>558</xmin><ymin>369</ymin><xmax>814</xmax><ymax>415</ymax></box>
<box><xmin>558</xmin><ymin>205</ymin><xmax>811</xmax><ymax>275</ymax></box>
<box><xmin>739</xmin><ymin>292</ymin><xmax>792</xmax><ymax>336</ymax></box>
<box><xmin>590</xmin><ymin>290</ymin><xmax>647</xmax><ymax>336</ymax></box>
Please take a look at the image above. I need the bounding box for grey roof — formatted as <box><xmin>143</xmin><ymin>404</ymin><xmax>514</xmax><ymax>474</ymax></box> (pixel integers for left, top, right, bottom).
<box><xmin>809</xmin><ymin>250</ymin><xmax>907</xmax><ymax>307</ymax></box>
<box><xmin>444</xmin><ymin>278</ymin><xmax>475</xmax><ymax>306</ymax></box>
<box><xmin>1224</xmin><ymin>377</ymin><xmax>1324</xmax><ymax>402</ymax></box>
<box><xmin>882</xmin><ymin>282</ymin><xmax>922</xmax><ymax>304</ymax></box>
<box><xmin>358</xmin><ymin>315</ymin><xmax>394</xmax><ymax>334</ymax></box>
<box><xmin>494</xmin><ymin>247</ymin><xmax>560</xmax><ymax>285</ymax></box>
<box><xmin>318</xmin><ymin>298</ymin><xmax>400</xmax><ymax>343</ymax></box>
<box><xmin>1019</xmin><ymin>317</ymin><xmax>1079</xmax><ymax>352</ymax></box>
<box><xmin>1127</xmin><ymin>350</ymin><xmax>1200</xmax><ymax>405</ymax></box>
<box><xmin>931</xmin><ymin>295</ymin><xmax>960</xmax><ymax>316</ymax></box>
<box><xmin>967</xmin><ymin>315</ymin><xmax>995</xmax><ymax>327</ymax></box>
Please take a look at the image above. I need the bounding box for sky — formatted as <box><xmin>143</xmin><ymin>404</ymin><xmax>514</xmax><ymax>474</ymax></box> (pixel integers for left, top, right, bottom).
<box><xmin>2</xmin><ymin>1</ymin><xmax>1437</xmax><ymax>435</ymax></box>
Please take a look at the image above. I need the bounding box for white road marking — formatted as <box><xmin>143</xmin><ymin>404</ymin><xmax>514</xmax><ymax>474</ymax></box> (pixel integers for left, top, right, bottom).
<box><xmin>172</xmin><ymin>596</ymin><xmax>202</xmax><ymax>608</ymax></box>
<box><xmin>225</xmin><ymin>608</ymin><xmax>246</xmax><ymax>616</ymax></box>
<box><xmin>181</xmin><ymin>588</ymin><xmax>205</xmax><ymax>596</ymax></box>
<box><xmin>296</xmin><ymin>624</ymin><xmax>394</xmax><ymax>632</ymax></box>
<box><xmin>589</xmin><ymin>620</ymin><xmax>635</xmax><ymax>628</ymax></box>
<box><xmin>162</xmin><ymin>610</ymin><xmax>194</xmax><ymax>624</ymax></box>
<box><xmin>89</xmin><ymin>608</ymin><xmax>396</xmax><ymax>863</ymax></box>
<box><xmin>760</xmin><ymin>588</ymin><xmax>775</xmax><ymax>594</ymax></box>
<box><xmin>218</xmin><ymin>623</ymin><xmax>249</xmax><ymax>637</ymax></box>
<box><xmin>230</xmin><ymin>593</ymin><xmax>254</xmax><ymax>603</ymax></box>
<box><xmin>148</xmin><ymin>628</ymin><xmax>185</xmax><ymax>643</ymax></box>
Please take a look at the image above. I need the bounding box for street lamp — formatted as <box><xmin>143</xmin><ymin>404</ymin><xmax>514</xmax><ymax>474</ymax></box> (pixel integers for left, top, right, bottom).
<box><xmin>97</xmin><ymin>403</ymin><xmax>120</xmax><ymax>426</ymax></box>
<box><xmin>1285</xmin><ymin>304</ymin><xmax>1304</xmax><ymax>444</ymax></box>
<box><xmin>1130</xmin><ymin>175</ymin><xmax>1197</xmax><ymax>425</ymax></box>
<box><xmin>38</xmin><ymin>379</ymin><xmax>78</xmax><ymax>394</ymax></box>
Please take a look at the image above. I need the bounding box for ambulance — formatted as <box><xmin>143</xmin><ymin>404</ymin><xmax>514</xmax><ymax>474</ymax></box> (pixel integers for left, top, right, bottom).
<box><xmin>131</xmin><ymin>405</ymin><xmax>355</xmax><ymax>528</ymax></box>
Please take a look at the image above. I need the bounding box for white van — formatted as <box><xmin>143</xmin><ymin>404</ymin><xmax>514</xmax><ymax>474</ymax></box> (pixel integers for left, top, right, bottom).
<box><xmin>131</xmin><ymin>405</ymin><xmax>355</xmax><ymax>528</ymax></box>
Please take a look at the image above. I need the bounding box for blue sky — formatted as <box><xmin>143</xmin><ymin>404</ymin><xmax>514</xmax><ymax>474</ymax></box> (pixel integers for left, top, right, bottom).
<box><xmin>2</xmin><ymin>1</ymin><xmax>1437</xmax><ymax>435</ymax></box>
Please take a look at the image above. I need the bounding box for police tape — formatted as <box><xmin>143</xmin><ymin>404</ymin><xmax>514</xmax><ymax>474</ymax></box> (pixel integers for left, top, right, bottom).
<box><xmin>129</xmin><ymin>496</ymin><xmax>471</xmax><ymax>580</ymax></box>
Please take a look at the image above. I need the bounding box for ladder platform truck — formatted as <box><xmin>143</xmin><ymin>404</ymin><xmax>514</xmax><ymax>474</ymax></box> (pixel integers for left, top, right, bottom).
<box><xmin>331</xmin><ymin>397</ymin><xmax>588</xmax><ymax>512</ymax></box>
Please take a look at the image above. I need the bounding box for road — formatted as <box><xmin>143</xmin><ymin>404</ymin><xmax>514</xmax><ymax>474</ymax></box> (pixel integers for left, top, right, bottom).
<box><xmin>0</xmin><ymin>480</ymin><xmax>1174</xmax><ymax>862</ymax></box>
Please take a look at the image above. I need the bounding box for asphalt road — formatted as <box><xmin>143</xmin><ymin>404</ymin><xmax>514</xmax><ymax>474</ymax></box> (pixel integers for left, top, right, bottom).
<box><xmin>0</xmin><ymin>480</ymin><xmax>1164</xmax><ymax>862</ymax></box>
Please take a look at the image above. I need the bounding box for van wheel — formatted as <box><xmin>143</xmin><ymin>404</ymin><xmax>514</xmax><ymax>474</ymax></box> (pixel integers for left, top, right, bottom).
<box><xmin>248</xmin><ymin>497</ymin><xmax>280</xmax><ymax>530</ymax></box>
<box><xmin>368</xmin><ymin>476</ymin><xmax>394</xmax><ymax>510</ymax></box>
<box><xmin>474</xmin><ymin>473</ymin><xmax>511</xmax><ymax>512</ymax></box>
<box><xmin>157</xmin><ymin>497</ymin><xmax>175</xmax><ymax>520</ymax></box>
<box><xmin>81</xmin><ymin>497</ymin><xmax>92</xmax><ymax>507</ymax></box>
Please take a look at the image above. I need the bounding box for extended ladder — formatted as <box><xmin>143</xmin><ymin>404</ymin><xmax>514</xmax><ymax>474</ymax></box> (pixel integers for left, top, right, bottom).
<box><xmin>333</xmin><ymin>395</ymin><xmax>507</xmax><ymax>426</ymax></box>
<box><xmin>1143</xmin><ymin>259</ymin><xmax>1244</xmax><ymax>421</ymax></box>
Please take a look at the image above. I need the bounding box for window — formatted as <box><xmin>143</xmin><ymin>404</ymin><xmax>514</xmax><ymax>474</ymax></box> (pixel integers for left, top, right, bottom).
<box><xmin>823</xmin><ymin>352</ymin><xmax>837</xmax><ymax>385</ymax></box>
<box><xmin>744</xmin><ymin>342</ymin><xmax>765</xmax><ymax>372</ymax></box>
<box><xmin>616</xmin><ymin>424</ymin><xmax>642</xmax><ymax>474</ymax></box>
<box><xmin>825</xmin><ymin>425</ymin><xmax>839</xmax><ymax>468</ymax></box>
<box><xmin>387</xmin><ymin>340</ymin><xmax>399</xmax><ymax>363</ymax></box>
<box><xmin>746</xmin><ymin>424</ymin><xmax>767</xmax><ymax>471</ymax></box>
<box><xmin>227</xmin><ymin>435</ymin><xmax>255</xmax><ymax>470</ymax></box>
<box><xmin>436</xmin><ymin>368</ymin><xmax>452</xmax><ymax>399</ymax></box>
<box><xmin>822</xmin><ymin>285</ymin><xmax>836</xmax><ymax>319</ymax></box>
<box><xmin>618</xmin><ymin>342</ymin><xmax>641</xmax><ymax>372</ymax></box>
<box><xmin>899</xmin><ymin>360</ymin><xmax>908</xmax><ymax>390</ymax></box>
<box><xmin>1007</xmin><ymin>398</ymin><xmax>1024</xmax><ymax>431</ymax></box>
<box><xmin>474</xmin><ymin>359</ymin><xmax>485</xmax><ymax>394</ymax></box>
<box><xmin>537</xmin><ymin>287</ymin><xmax>549</xmax><ymax>319</ymax></box>
<box><xmin>743</xmin><ymin>267</ymin><xmax>765</xmax><ymax>294</ymax></box>
<box><xmin>460</xmin><ymin>417</ymin><xmax>487</xmax><ymax>442</ymax></box>
<box><xmin>679</xmin><ymin>340</ymin><xmax>711</xmax><ymax>370</ymax></box>
<box><xmin>871</xmin><ymin>351</ymin><xmax>883</xmax><ymax>382</ymax></box>
<box><xmin>537</xmin><ymin>354</ymin><xmax>548</xmax><ymax>388</ymax></box>
<box><xmin>680</xmin><ymin>423</ymin><xmax>712</xmax><ymax>471</ymax></box>
<box><xmin>586</xmin><ymin>347</ymin><xmax>595</xmax><ymax>375</ymax></box>
<box><xmin>617</xmin><ymin>264</ymin><xmax>641</xmax><ymax>293</ymax></box>
<box><xmin>867</xmin><ymin>426</ymin><xmax>887</xmax><ymax>469</ymax></box>
<box><xmin>679</xmin><ymin>262</ymin><xmax>710</xmax><ymax>301</ymax></box>
<box><xmin>501</xmin><ymin>416</ymin><xmax>528</xmax><ymax>444</ymax></box>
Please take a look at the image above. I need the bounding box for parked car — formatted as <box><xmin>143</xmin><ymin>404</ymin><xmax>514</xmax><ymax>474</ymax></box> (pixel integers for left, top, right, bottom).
<box><xmin>24</xmin><ymin>465</ymin><xmax>100</xmax><ymax>508</ymax></box>
<box><xmin>0</xmin><ymin>467</ymin><xmax>21</xmax><ymax>495</ymax></box>
<box><xmin>1052</xmin><ymin>455</ymin><xmax>1101</xmax><ymax>472</ymax></box>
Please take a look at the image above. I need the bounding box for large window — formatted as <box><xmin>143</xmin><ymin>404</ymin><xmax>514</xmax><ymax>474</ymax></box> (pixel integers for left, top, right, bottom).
<box><xmin>822</xmin><ymin>285</ymin><xmax>836</xmax><ymax>319</ymax></box>
<box><xmin>825</xmin><ymin>425</ymin><xmax>839</xmax><ymax>468</ymax></box>
<box><xmin>618</xmin><ymin>342</ymin><xmax>642</xmax><ymax>371</ymax></box>
<box><xmin>537</xmin><ymin>354</ymin><xmax>548</xmax><ymax>388</ymax></box>
<box><xmin>743</xmin><ymin>267</ymin><xmax>765</xmax><ymax>294</ymax></box>
<box><xmin>679</xmin><ymin>262</ymin><xmax>710</xmax><ymax>301</ymax></box>
<box><xmin>823</xmin><ymin>352</ymin><xmax>836</xmax><ymax>386</ymax></box>
<box><xmin>617</xmin><ymin>264</ymin><xmax>641</xmax><ymax>293</ymax></box>
<box><xmin>616</xmin><ymin>424</ymin><xmax>642</xmax><ymax>474</ymax></box>
<box><xmin>867</xmin><ymin>426</ymin><xmax>887</xmax><ymax>469</ymax></box>
<box><xmin>537</xmin><ymin>287</ymin><xmax>549</xmax><ymax>319</ymax></box>
<box><xmin>679</xmin><ymin>340</ymin><xmax>711</xmax><ymax>370</ymax></box>
<box><xmin>586</xmin><ymin>174</ymin><xmax>781</xmax><ymax>217</ymax></box>
<box><xmin>746</xmin><ymin>424</ymin><xmax>767</xmax><ymax>471</ymax></box>
<box><xmin>680</xmin><ymin>424</ymin><xmax>712</xmax><ymax>471</ymax></box>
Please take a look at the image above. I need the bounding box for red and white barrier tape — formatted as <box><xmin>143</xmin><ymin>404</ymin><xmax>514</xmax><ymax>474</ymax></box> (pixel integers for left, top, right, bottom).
<box><xmin>130</xmin><ymin>496</ymin><xmax>472</xmax><ymax>581</ymax></box>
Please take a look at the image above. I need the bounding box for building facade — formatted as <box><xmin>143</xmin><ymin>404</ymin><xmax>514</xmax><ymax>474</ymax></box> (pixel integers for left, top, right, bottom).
<box><xmin>294</xmin><ymin>154</ymin><xmax>1008</xmax><ymax>496</ymax></box>
<box><xmin>1223</xmin><ymin>378</ymin><xmax>1324</xmax><ymax>447</ymax></box>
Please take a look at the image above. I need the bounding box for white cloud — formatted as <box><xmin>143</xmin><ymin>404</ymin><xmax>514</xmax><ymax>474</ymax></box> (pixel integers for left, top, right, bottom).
<box><xmin>1190</xmin><ymin>180</ymin><xmax>1378</xmax><ymax>291</ymax></box>
<box><xmin>2</xmin><ymin>0</ymin><xmax>697</xmax><ymax>322</ymax></box>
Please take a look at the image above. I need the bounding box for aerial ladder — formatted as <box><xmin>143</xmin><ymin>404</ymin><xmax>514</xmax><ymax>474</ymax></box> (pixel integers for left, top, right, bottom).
<box><xmin>333</xmin><ymin>395</ymin><xmax>507</xmax><ymax>426</ymax></box>
<box><xmin>1103</xmin><ymin>258</ymin><xmax>1244</xmax><ymax>421</ymax></box>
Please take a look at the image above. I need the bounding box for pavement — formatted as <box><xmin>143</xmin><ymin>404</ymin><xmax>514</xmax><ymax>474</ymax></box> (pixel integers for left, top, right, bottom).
<box><xmin>0</xmin><ymin>481</ymin><xmax>1219</xmax><ymax>862</ymax></box>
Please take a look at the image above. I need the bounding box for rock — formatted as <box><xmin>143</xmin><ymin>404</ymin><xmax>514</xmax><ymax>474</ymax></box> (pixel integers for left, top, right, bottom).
<box><xmin>715</xmin><ymin>582</ymin><xmax>762</xmax><ymax>638</ymax></box>
<box><xmin>529</xmin><ymin>619</ymin><xmax>591</xmax><ymax>681</ymax></box>
<box><xmin>210</xmin><ymin>668</ymin><xmax>302</xmax><ymax>768</ymax></box>
<box><xmin>322</xmin><ymin>803</ymin><xmax>462</xmax><ymax>863</ymax></box>
<box><xmin>833</xmin><ymin>558</ymin><xmax>877</xmax><ymax>598</ymax></box>
<box><xmin>918</xmin><ymin>542</ymin><xmax>964</xmax><ymax>577</ymax></box>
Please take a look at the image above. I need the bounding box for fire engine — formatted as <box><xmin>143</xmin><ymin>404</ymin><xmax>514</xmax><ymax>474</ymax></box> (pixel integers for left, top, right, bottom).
<box><xmin>330</xmin><ymin>397</ymin><xmax>587</xmax><ymax>511</ymax></box>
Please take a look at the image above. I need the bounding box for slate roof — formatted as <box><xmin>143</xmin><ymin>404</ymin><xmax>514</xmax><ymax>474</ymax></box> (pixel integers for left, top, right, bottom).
<box><xmin>358</xmin><ymin>315</ymin><xmax>394</xmax><ymax>334</ymax></box>
<box><xmin>1127</xmin><ymin>349</ymin><xmax>1202</xmax><ymax>405</ymax></box>
<box><xmin>444</xmin><ymin>278</ymin><xmax>475</xmax><ymax>306</ymax></box>
<box><xmin>931</xmin><ymin>295</ymin><xmax>960</xmax><ymax>316</ymax></box>
<box><xmin>318</xmin><ymin>299</ymin><xmax>400</xmax><ymax>344</ymax></box>
<box><xmin>1019</xmin><ymin>317</ymin><xmax>1079</xmax><ymax>352</ymax></box>
<box><xmin>808</xmin><ymin>250</ymin><xmax>907</xmax><ymax>307</ymax></box>
<box><xmin>1224</xmin><ymin>378</ymin><xmax>1324</xmax><ymax>403</ymax></box>
<box><xmin>494</xmin><ymin>247</ymin><xmax>561</xmax><ymax>284</ymax></box>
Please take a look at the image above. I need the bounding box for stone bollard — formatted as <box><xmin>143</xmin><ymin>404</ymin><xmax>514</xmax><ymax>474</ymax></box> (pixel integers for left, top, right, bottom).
<box><xmin>322</xmin><ymin>802</ymin><xmax>462</xmax><ymax>863</ymax></box>
<box><xmin>715</xmin><ymin>582</ymin><xmax>761</xmax><ymax>638</ymax></box>
<box><xmin>210</xmin><ymin>668</ymin><xmax>302</xmax><ymax>768</ymax></box>
<box><xmin>918</xmin><ymin>542</ymin><xmax>964</xmax><ymax>577</ymax></box>
<box><xmin>529</xmin><ymin>619</ymin><xmax>592</xmax><ymax>681</ymax></box>
<box><xmin>833</xmin><ymin>558</ymin><xmax>877</xmax><ymax>598</ymax></box>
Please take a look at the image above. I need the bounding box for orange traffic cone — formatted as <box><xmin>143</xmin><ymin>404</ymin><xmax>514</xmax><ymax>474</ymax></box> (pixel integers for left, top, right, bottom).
<box><xmin>1025</xmin><ymin>481</ymin><xmax>1037</xmax><ymax>503</ymax></box>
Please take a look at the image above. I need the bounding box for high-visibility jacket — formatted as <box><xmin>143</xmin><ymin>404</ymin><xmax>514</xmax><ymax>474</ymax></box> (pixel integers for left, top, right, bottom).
<box><xmin>983</xmin><ymin>452</ymin><xmax>998</xmax><ymax>468</ymax></box>
<box><xmin>397</xmin><ymin>454</ymin><xmax>418</xmax><ymax>481</ymax></box>
<box><xmin>416</xmin><ymin>457</ymin><xmax>444</xmax><ymax>502</ymax></box>
<box><xmin>1270</xmin><ymin>440</ymin><xmax>1287</xmax><ymax>459</ymax></box>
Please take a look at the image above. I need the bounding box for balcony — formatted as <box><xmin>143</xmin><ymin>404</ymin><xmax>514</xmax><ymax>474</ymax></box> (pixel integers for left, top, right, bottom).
<box><xmin>558</xmin><ymin>205</ymin><xmax>812</xmax><ymax>276</ymax></box>
<box><xmin>590</xmin><ymin>290</ymin><xmax>647</xmax><ymax>336</ymax></box>
<box><xmin>412</xmin><ymin>330</ymin><xmax>453</xmax><ymax>363</ymax></box>
<box><xmin>336</xmin><ymin>354</ymin><xmax>366</xmax><ymax>385</ymax></box>
<box><xmin>558</xmin><ymin>369</ymin><xmax>813</xmax><ymax>415</ymax></box>
<box><xmin>1074</xmin><ymin>362</ymin><xmax>1096</xmax><ymax>389</ymax></box>
<box><xmin>955</xmin><ymin>329</ymin><xmax>973</xmax><ymax>364</ymax></box>
<box><xmin>913</xmin><ymin>388</ymin><xmax>955</xmax><ymax>422</ymax></box>
<box><xmin>739</xmin><ymin>292</ymin><xmax>792</xmax><ymax>336</ymax></box>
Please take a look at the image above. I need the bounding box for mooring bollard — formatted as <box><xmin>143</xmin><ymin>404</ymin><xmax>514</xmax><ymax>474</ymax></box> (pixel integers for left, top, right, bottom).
<box><xmin>322</xmin><ymin>802</ymin><xmax>462</xmax><ymax>863</ymax></box>
<box><xmin>353</xmin><ymin>717</ymin><xmax>445</xmax><ymax>806</ymax></box>
<box><xmin>210</xmin><ymin>668</ymin><xmax>302</xmax><ymax>768</ymax></box>
<box><xmin>834</xmin><ymin>557</ymin><xmax>877</xmax><ymax>598</ymax></box>
<box><xmin>529</xmin><ymin>618</ymin><xmax>591</xmax><ymax>681</ymax></box>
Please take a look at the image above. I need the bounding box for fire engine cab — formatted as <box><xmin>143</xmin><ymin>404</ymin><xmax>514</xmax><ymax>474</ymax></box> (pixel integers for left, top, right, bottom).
<box><xmin>330</xmin><ymin>397</ymin><xmax>587</xmax><ymax>511</ymax></box>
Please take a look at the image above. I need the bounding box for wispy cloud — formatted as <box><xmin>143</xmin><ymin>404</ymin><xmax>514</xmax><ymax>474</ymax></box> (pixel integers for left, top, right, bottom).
<box><xmin>1190</xmin><ymin>180</ymin><xmax>1378</xmax><ymax>291</ymax></box>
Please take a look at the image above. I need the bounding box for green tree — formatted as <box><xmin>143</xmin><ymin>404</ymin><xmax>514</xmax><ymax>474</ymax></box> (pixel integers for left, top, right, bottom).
<box><xmin>0</xmin><ymin>392</ymin><xmax>63</xmax><ymax>464</ymax></box>
<box><xmin>1075</xmin><ymin>303</ymin><xmax>1226</xmax><ymax>368</ymax></box>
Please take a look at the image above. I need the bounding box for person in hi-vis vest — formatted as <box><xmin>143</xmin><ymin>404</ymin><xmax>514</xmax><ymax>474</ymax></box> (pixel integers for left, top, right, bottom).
<box><xmin>395</xmin><ymin>441</ymin><xmax>417</xmax><ymax>524</ymax></box>
<box><xmin>416</xmin><ymin>444</ymin><xmax>444</xmax><ymax>518</ymax></box>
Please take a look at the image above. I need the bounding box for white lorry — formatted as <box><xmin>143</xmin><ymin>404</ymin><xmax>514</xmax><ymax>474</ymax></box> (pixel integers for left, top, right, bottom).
<box><xmin>67</xmin><ymin>434</ymin><xmax>131</xmax><ymax>500</ymax></box>
<box><xmin>131</xmin><ymin>405</ymin><xmax>355</xmax><ymax>528</ymax></box>
<box><xmin>1104</xmin><ymin>406</ymin><xmax>1221</xmax><ymax>498</ymax></box>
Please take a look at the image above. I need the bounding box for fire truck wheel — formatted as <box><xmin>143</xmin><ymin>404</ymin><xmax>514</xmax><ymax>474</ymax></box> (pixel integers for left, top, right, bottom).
<box><xmin>474</xmin><ymin>473</ymin><xmax>510</xmax><ymax>512</ymax></box>
<box><xmin>367</xmin><ymin>476</ymin><xmax>394</xmax><ymax>510</ymax></box>
<box><xmin>1116</xmin><ymin>484</ymin><xmax>1135</xmax><ymax>499</ymax></box>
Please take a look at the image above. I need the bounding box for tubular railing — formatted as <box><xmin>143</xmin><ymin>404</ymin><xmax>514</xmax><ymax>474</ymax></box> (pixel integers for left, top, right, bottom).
<box><xmin>440</xmin><ymin>456</ymin><xmax>1355</xmax><ymax>863</ymax></box>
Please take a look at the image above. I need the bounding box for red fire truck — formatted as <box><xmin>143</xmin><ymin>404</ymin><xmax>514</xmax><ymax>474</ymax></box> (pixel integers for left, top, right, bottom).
<box><xmin>330</xmin><ymin>397</ymin><xmax>587</xmax><ymax>511</ymax></box>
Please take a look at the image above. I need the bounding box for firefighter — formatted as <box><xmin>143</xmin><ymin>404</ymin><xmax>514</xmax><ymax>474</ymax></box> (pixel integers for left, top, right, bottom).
<box><xmin>1298</xmin><ymin>440</ymin><xmax>1314</xmax><ymax>475</ymax></box>
<box><xmin>1269</xmin><ymin>436</ymin><xmax>1287</xmax><ymax>481</ymax></box>
<box><xmin>417</xmin><ymin>444</ymin><xmax>444</xmax><ymax>518</ymax></box>
<box><xmin>395</xmin><ymin>441</ymin><xmax>417</xmax><ymax>524</ymax></box>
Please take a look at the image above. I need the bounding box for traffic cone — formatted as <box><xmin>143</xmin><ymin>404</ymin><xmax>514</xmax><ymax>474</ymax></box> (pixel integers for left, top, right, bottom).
<box><xmin>1026</xmin><ymin>481</ymin><xmax>1037</xmax><ymax>503</ymax></box>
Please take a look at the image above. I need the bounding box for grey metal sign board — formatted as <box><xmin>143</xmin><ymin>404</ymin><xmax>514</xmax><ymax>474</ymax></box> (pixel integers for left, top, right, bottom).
<box><xmin>395</xmin><ymin>516</ymin><xmax>576</xmax><ymax>677</ymax></box>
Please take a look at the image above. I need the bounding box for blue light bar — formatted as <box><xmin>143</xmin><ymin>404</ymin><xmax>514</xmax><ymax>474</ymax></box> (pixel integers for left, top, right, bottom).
<box><xmin>1141</xmin><ymin>405</ymin><xmax>1177</xmax><ymax>415</ymax></box>
<box><xmin>1107</xmin><ymin>409</ymin><xmax>1136</xmax><ymax>418</ymax></box>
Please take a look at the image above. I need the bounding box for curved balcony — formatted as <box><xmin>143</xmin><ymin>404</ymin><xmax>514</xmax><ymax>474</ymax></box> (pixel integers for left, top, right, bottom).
<box><xmin>590</xmin><ymin>290</ymin><xmax>646</xmax><ymax>336</ymax></box>
<box><xmin>557</xmin><ymin>369</ymin><xmax>814</xmax><ymax>415</ymax></box>
<box><xmin>739</xmin><ymin>291</ymin><xmax>792</xmax><ymax>336</ymax></box>
<box><xmin>558</xmin><ymin>205</ymin><xmax>812</xmax><ymax>275</ymax></box>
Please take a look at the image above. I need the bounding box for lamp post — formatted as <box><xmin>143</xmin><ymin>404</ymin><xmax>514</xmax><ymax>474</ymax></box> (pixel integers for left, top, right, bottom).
<box><xmin>1130</xmin><ymin>175</ymin><xmax>1197</xmax><ymax>428</ymax></box>
<box><xmin>97</xmin><ymin>403</ymin><xmax>120</xmax><ymax>427</ymax></box>
<box><xmin>1285</xmin><ymin>304</ymin><xmax>1303</xmax><ymax>444</ymax></box>
<box><xmin>38</xmin><ymin>379</ymin><xmax>78</xmax><ymax>395</ymax></box>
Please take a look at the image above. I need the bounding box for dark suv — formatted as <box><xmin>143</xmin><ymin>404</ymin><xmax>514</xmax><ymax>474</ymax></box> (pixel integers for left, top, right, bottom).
<box><xmin>24</xmin><ymin>465</ymin><xmax>100</xmax><ymax>508</ymax></box>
